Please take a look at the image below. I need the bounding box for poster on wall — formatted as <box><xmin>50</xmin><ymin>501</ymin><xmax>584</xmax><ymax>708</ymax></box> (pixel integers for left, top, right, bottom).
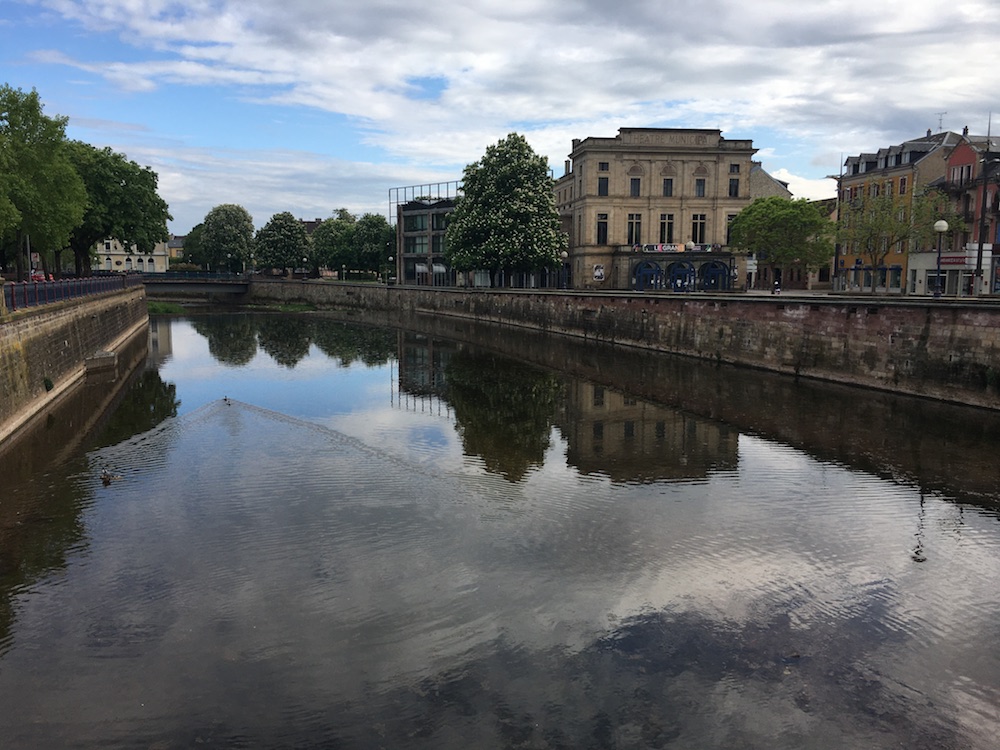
<box><xmin>593</xmin><ymin>264</ymin><xmax>605</xmax><ymax>281</ymax></box>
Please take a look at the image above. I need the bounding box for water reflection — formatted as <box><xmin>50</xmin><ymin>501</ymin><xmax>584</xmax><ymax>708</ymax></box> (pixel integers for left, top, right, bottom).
<box><xmin>446</xmin><ymin>348</ymin><xmax>564</xmax><ymax>482</ymax></box>
<box><xmin>2</xmin><ymin>314</ymin><xmax>1000</xmax><ymax>748</ymax></box>
<box><xmin>187</xmin><ymin>313</ymin><xmax>397</xmax><ymax>370</ymax></box>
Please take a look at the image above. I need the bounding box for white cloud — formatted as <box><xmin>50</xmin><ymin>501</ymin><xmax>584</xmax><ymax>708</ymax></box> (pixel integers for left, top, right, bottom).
<box><xmin>15</xmin><ymin>0</ymin><xmax>1000</xmax><ymax>229</ymax></box>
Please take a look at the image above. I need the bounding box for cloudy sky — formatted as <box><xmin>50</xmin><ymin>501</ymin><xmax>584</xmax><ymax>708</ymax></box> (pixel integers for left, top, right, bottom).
<box><xmin>4</xmin><ymin>0</ymin><xmax>1000</xmax><ymax>233</ymax></box>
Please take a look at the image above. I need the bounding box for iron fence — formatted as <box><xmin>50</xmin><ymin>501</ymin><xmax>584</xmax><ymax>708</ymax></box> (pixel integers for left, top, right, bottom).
<box><xmin>2</xmin><ymin>274</ymin><xmax>143</xmax><ymax>313</ymax></box>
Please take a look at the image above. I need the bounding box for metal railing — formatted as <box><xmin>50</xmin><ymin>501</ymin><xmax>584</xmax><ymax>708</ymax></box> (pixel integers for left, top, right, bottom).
<box><xmin>2</xmin><ymin>274</ymin><xmax>143</xmax><ymax>313</ymax></box>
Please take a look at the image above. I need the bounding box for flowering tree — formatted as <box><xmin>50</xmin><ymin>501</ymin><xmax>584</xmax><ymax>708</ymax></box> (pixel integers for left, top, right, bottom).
<box><xmin>445</xmin><ymin>133</ymin><xmax>567</xmax><ymax>286</ymax></box>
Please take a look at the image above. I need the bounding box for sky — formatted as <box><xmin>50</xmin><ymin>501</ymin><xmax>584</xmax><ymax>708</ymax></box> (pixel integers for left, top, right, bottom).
<box><xmin>3</xmin><ymin>0</ymin><xmax>1000</xmax><ymax>235</ymax></box>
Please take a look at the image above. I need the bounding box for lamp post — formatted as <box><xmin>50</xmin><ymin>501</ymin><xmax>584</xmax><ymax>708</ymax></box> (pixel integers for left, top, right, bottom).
<box><xmin>934</xmin><ymin>219</ymin><xmax>948</xmax><ymax>298</ymax></box>
<box><xmin>387</xmin><ymin>255</ymin><xmax>394</xmax><ymax>285</ymax></box>
<box><xmin>560</xmin><ymin>250</ymin><xmax>568</xmax><ymax>289</ymax></box>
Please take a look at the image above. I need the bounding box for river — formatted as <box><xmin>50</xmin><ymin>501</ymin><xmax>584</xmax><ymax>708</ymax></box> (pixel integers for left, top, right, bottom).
<box><xmin>1</xmin><ymin>312</ymin><xmax>999</xmax><ymax>749</ymax></box>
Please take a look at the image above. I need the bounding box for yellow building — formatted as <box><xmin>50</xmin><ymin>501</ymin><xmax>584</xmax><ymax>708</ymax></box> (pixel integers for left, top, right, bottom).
<box><xmin>97</xmin><ymin>238</ymin><xmax>170</xmax><ymax>273</ymax></box>
<box><xmin>554</xmin><ymin>128</ymin><xmax>771</xmax><ymax>291</ymax></box>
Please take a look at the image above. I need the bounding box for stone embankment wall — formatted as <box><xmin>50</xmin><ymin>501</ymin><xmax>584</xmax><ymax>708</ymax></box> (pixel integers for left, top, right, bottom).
<box><xmin>0</xmin><ymin>288</ymin><xmax>148</xmax><ymax>446</ymax></box>
<box><xmin>250</xmin><ymin>279</ymin><xmax>1000</xmax><ymax>410</ymax></box>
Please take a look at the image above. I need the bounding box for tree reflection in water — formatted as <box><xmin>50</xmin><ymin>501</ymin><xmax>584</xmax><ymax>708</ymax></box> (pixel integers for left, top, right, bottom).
<box><xmin>191</xmin><ymin>316</ymin><xmax>258</xmax><ymax>366</ymax></box>
<box><xmin>446</xmin><ymin>349</ymin><xmax>564</xmax><ymax>482</ymax></box>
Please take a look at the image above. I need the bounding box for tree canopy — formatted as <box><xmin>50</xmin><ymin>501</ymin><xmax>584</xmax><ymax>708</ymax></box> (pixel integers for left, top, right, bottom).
<box><xmin>445</xmin><ymin>133</ymin><xmax>567</xmax><ymax>284</ymax></box>
<box><xmin>201</xmin><ymin>203</ymin><xmax>254</xmax><ymax>272</ymax></box>
<box><xmin>255</xmin><ymin>211</ymin><xmax>310</xmax><ymax>272</ymax></box>
<box><xmin>311</xmin><ymin>210</ymin><xmax>356</xmax><ymax>274</ymax></box>
<box><xmin>728</xmin><ymin>196</ymin><xmax>834</xmax><ymax>271</ymax></box>
<box><xmin>0</xmin><ymin>85</ymin><xmax>86</xmax><ymax>280</ymax></box>
<box><xmin>65</xmin><ymin>141</ymin><xmax>172</xmax><ymax>276</ymax></box>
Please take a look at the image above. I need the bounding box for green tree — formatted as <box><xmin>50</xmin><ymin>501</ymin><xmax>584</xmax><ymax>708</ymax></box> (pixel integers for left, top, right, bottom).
<box><xmin>728</xmin><ymin>197</ymin><xmax>834</xmax><ymax>283</ymax></box>
<box><xmin>353</xmin><ymin>212</ymin><xmax>394</xmax><ymax>276</ymax></box>
<box><xmin>65</xmin><ymin>141</ymin><xmax>171</xmax><ymax>276</ymax></box>
<box><xmin>180</xmin><ymin>222</ymin><xmax>205</xmax><ymax>268</ymax></box>
<box><xmin>0</xmin><ymin>85</ymin><xmax>86</xmax><ymax>280</ymax></box>
<box><xmin>838</xmin><ymin>189</ymin><xmax>964</xmax><ymax>295</ymax></box>
<box><xmin>445</xmin><ymin>133</ymin><xmax>567</xmax><ymax>286</ymax></box>
<box><xmin>311</xmin><ymin>209</ymin><xmax>356</xmax><ymax>275</ymax></box>
<box><xmin>201</xmin><ymin>203</ymin><xmax>254</xmax><ymax>272</ymax></box>
<box><xmin>255</xmin><ymin>211</ymin><xmax>309</xmax><ymax>273</ymax></box>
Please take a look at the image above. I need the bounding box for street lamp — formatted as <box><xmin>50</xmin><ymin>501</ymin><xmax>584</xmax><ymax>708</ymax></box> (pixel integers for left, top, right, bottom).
<box><xmin>387</xmin><ymin>255</ymin><xmax>394</xmax><ymax>285</ymax></box>
<box><xmin>560</xmin><ymin>250</ymin><xmax>568</xmax><ymax>289</ymax></box>
<box><xmin>934</xmin><ymin>219</ymin><xmax>949</xmax><ymax>298</ymax></box>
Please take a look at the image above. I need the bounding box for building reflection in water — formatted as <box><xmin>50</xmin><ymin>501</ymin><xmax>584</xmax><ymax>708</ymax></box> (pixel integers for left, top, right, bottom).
<box><xmin>393</xmin><ymin>329</ymin><xmax>736</xmax><ymax>485</ymax></box>
<box><xmin>559</xmin><ymin>380</ymin><xmax>737</xmax><ymax>483</ymax></box>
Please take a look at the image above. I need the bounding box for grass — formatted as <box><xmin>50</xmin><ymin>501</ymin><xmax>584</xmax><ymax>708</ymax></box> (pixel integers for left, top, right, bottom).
<box><xmin>244</xmin><ymin>302</ymin><xmax>317</xmax><ymax>313</ymax></box>
<box><xmin>147</xmin><ymin>301</ymin><xmax>185</xmax><ymax>315</ymax></box>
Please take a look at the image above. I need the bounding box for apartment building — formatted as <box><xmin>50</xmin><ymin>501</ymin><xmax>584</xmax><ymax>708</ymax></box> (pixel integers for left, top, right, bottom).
<box><xmin>837</xmin><ymin>129</ymin><xmax>963</xmax><ymax>294</ymax></box>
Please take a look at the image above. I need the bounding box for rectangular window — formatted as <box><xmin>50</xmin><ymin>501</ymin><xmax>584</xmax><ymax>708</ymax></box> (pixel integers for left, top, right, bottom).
<box><xmin>403</xmin><ymin>236</ymin><xmax>428</xmax><ymax>254</ymax></box>
<box><xmin>104</xmin><ymin>240</ymin><xmax>112</xmax><ymax>251</ymax></box>
<box><xmin>432</xmin><ymin>235</ymin><xmax>446</xmax><ymax>254</ymax></box>
<box><xmin>627</xmin><ymin>213</ymin><xmax>642</xmax><ymax>244</ymax></box>
<box><xmin>403</xmin><ymin>213</ymin><xmax>428</xmax><ymax>231</ymax></box>
<box><xmin>659</xmin><ymin>213</ymin><xmax>674</xmax><ymax>244</ymax></box>
<box><xmin>593</xmin><ymin>386</ymin><xmax>605</xmax><ymax>407</ymax></box>
<box><xmin>728</xmin><ymin>178</ymin><xmax>740</xmax><ymax>197</ymax></box>
<box><xmin>598</xmin><ymin>176</ymin><xmax>609</xmax><ymax>196</ymax></box>
<box><xmin>662</xmin><ymin>178</ymin><xmax>673</xmax><ymax>197</ymax></box>
<box><xmin>432</xmin><ymin>213</ymin><xmax>447</xmax><ymax>230</ymax></box>
<box><xmin>695</xmin><ymin>178</ymin><xmax>706</xmax><ymax>198</ymax></box>
<box><xmin>596</xmin><ymin>213</ymin><xmax>608</xmax><ymax>245</ymax></box>
<box><xmin>727</xmin><ymin>213</ymin><xmax>737</xmax><ymax>244</ymax></box>
<box><xmin>729</xmin><ymin>163</ymin><xmax>740</xmax><ymax>174</ymax></box>
<box><xmin>630</xmin><ymin>178</ymin><xmax>641</xmax><ymax>197</ymax></box>
<box><xmin>598</xmin><ymin>161</ymin><xmax>609</xmax><ymax>171</ymax></box>
<box><xmin>899</xmin><ymin>176</ymin><xmax>907</xmax><ymax>194</ymax></box>
<box><xmin>624</xmin><ymin>421</ymin><xmax>635</xmax><ymax>440</ymax></box>
<box><xmin>691</xmin><ymin>214</ymin><xmax>706</xmax><ymax>244</ymax></box>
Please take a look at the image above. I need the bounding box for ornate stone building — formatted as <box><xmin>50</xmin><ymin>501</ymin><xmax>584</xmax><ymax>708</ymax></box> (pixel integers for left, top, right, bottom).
<box><xmin>554</xmin><ymin>128</ymin><xmax>770</xmax><ymax>291</ymax></box>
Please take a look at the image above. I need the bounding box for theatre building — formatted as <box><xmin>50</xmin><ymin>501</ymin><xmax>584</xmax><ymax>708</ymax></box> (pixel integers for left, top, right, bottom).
<box><xmin>554</xmin><ymin>128</ymin><xmax>762</xmax><ymax>291</ymax></box>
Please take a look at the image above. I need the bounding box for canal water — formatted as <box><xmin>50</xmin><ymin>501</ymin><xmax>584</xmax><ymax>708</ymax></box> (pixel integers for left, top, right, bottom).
<box><xmin>1</xmin><ymin>313</ymin><xmax>1000</xmax><ymax>749</ymax></box>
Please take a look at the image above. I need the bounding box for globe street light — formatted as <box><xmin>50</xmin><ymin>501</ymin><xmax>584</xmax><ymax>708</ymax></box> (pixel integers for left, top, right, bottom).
<box><xmin>934</xmin><ymin>219</ymin><xmax>949</xmax><ymax>298</ymax></box>
<box><xmin>560</xmin><ymin>250</ymin><xmax>569</xmax><ymax>289</ymax></box>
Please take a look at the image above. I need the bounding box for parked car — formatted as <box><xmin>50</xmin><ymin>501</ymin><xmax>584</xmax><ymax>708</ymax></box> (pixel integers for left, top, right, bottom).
<box><xmin>30</xmin><ymin>270</ymin><xmax>46</xmax><ymax>281</ymax></box>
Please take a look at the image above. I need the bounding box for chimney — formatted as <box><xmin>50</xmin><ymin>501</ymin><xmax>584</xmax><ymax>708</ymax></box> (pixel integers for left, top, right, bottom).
<box><xmin>564</xmin><ymin>159</ymin><xmax>571</xmax><ymax>176</ymax></box>
<box><xmin>927</xmin><ymin>128</ymin><xmax>932</xmax><ymax>137</ymax></box>
<box><xmin>963</xmin><ymin>125</ymin><xmax>969</xmax><ymax>136</ymax></box>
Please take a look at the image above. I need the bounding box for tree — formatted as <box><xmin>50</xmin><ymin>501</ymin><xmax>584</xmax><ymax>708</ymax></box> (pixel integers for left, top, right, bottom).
<box><xmin>180</xmin><ymin>222</ymin><xmax>205</xmax><ymax>267</ymax></box>
<box><xmin>838</xmin><ymin>189</ymin><xmax>964</xmax><ymax>294</ymax></box>
<box><xmin>201</xmin><ymin>204</ymin><xmax>254</xmax><ymax>272</ymax></box>
<box><xmin>728</xmin><ymin>197</ymin><xmax>834</xmax><ymax>285</ymax></box>
<box><xmin>255</xmin><ymin>211</ymin><xmax>309</xmax><ymax>273</ymax></box>
<box><xmin>353</xmin><ymin>213</ymin><xmax>394</xmax><ymax>276</ymax></box>
<box><xmin>65</xmin><ymin>141</ymin><xmax>171</xmax><ymax>277</ymax></box>
<box><xmin>0</xmin><ymin>85</ymin><xmax>86</xmax><ymax>280</ymax></box>
<box><xmin>445</xmin><ymin>133</ymin><xmax>567</xmax><ymax>286</ymax></box>
<box><xmin>311</xmin><ymin>209</ymin><xmax>356</xmax><ymax>275</ymax></box>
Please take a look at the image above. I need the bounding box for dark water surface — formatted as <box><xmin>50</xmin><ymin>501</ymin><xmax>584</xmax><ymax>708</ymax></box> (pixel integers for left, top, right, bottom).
<box><xmin>2</xmin><ymin>313</ymin><xmax>1000</xmax><ymax>749</ymax></box>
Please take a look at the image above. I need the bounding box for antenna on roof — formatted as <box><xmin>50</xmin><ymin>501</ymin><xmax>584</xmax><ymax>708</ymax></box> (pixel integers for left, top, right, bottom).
<box><xmin>935</xmin><ymin>112</ymin><xmax>947</xmax><ymax>131</ymax></box>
